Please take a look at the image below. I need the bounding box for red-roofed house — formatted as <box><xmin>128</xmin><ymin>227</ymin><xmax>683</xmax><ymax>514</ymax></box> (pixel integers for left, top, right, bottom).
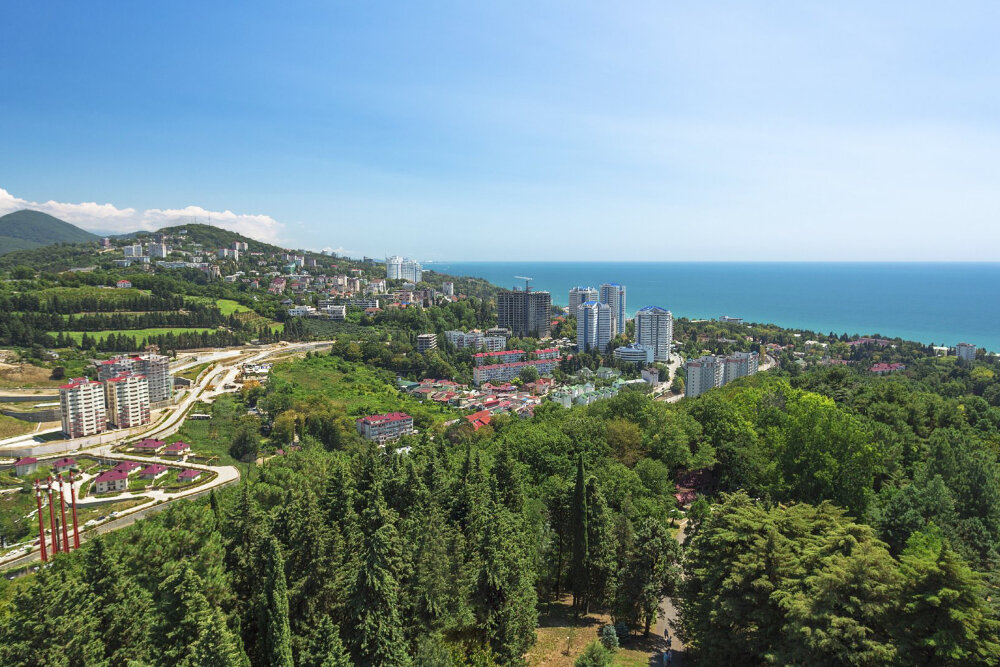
<box><xmin>133</xmin><ymin>438</ymin><xmax>165</xmax><ymax>453</ymax></box>
<box><xmin>164</xmin><ymin>441</ymin><xmax>191</xmax><ymax>457</ymax></box>
<box><xmin>51</xmin><ymin>457</ymin><xmax>77</xmax><ymax>473</ymax></box>
<box><xmin>94</xmin><ymin>469</ymin><xmax>129</xmax><ymax>494</ymax></box>
<box><xmin>139</xmin><ymin>464</ymin><xmax>169</xmax><ymax>480</ymax></box>
<box><xmin>113</xmin><ymin>461</ymin><xmax>143</xmax><ymax>476</ymax></box>
<box><xmin>177</xmin><ymin>469</ymin><xmax>203</xmax><ymax>482</ymax></box>
<box><xmin>355</xmin><ymin>412</ymin><xmax>415</xmax><ymax>443</ymax></box>
<box><xmin>464</xmin><ymin>410</ymin><xmax>492</xmax><ymax>431</ymax></box>
<box><xmin>14</xmin><ymin>457</ymin><xmax>38</xmax><ymax>477</ymax></box>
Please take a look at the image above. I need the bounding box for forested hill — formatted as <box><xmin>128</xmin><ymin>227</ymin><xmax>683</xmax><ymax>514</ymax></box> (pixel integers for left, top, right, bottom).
<box><xmin>0</xmin><ymin>209</ymin><xmax>99</xmax><ymax>255</ymax></box>
<box><xmin>138</xmin><ymin>223</ymin><xmax>286</xmax><ymax>255</ymax></box>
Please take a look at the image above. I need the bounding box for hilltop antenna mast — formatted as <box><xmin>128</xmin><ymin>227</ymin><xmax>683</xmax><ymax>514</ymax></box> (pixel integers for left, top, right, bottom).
<box><xmin>514</xmin><ymin>275</ymin><xmax>533</xmax><ymax>292</ymax></box>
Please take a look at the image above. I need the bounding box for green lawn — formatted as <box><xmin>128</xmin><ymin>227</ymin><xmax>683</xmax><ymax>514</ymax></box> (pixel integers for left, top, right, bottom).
<box><xmin>171</xmin><ymin>396</ymin><xmax>242</xmax><ymax>465</ymax></box>
<box><xmin>0</xmin><ymin>414</ymin><xmax>37</xmax><ymax>439</ymax></box>
<box><xmin>178</xmin><ymin>360</ymin><xmax>214</xmax><ymax>381</ymax></box>
<box><xmin>34</xmin><ymin>285</ymin><xmax>150</xmax><ymax>305</ymax></box>
<box><xmin>268</xmin><ymin>354</ymin><xmax>458</xmax><ymax>430</ymax></box>
<box><xmin>215</xmin><ymin>298</ymin><xmax>253</xmax><ymax>316</ymax></box>
<box><xmin>53</xmin><ymin>328</ymin><xmax>218</xmax><ymax>344</ymax></box>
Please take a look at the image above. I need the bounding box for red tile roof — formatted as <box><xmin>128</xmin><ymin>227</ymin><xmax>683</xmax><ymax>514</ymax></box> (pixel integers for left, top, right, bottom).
<box><xmin>95</xmin><ymin>470</ymin><xmax>128</xmax><ymax>484</ymax></box>
<box><xmin>140</xmin><ymin>464</ymin><xmax>168</xmax><ymax>477</ymax></box>
<box><xmin>356</xmin><ymin>412</ymin><xmax>412</xmax><ymax>425</ymax></box>
<box><xmin>15</xmin><ymin>457</ymin><xmax>38</xmax><ymax>466</ymax></box>
<box><xmin>177</xmin><ymin>469</ymin><xmax>202</xmax><ymax>480</ymax></box>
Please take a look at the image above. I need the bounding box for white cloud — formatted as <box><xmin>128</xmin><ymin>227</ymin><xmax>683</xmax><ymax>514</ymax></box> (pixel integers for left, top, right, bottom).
<box><xmin>0</xmin><ymin>188</ymin><xmax>285</xmax><ymax>244</ymax></box>
<box><xmin>322</xmin><ymin>246</ymin><xmax>357</xmax><ymax>256</ymax></box>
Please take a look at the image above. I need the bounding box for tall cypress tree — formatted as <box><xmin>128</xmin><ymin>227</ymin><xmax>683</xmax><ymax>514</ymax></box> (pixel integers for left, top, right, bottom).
<box><xmin>570</xmin><ymin>454</ymin><xmax>590</xmax><ymax>613</ymax></box>
<box><xmin>585</xmin><ymin>477</ymin><xmax>616</xmax><ymax>611</ymax></box>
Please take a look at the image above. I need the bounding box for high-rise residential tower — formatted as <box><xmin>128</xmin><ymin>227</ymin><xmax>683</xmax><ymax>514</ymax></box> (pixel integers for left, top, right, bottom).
<box><xmin>104</xmin><ymin>373</ymin><xmax>151</xmax><ymax>428</ymax></box>
<box><xmin>59</xmin><ymin>377</ymin><xmax>107</xmax><ymax>438</ymax></box>
<box><xmin>497</xmin><ymin>288</ymin><xmax>551</xmax><ymax>338</ymax></box>
<box><xmin>635</xmin><ymin>306</ymin><xmax>673</xmax><ymax>362</ymax></box>
<box><xmin>599</xmin><ymin>283</ymin><xmax>627</xmax><ymax>337</ymax></box>
<box><xmin>577</xmin><ymin>301</ymin><xmax>612</xmax><ymax>353</ymax></box>
<box><xmin>568</xmin><ymin>286</ymin><xmax>599</xmax><ymax>317</ymax></box>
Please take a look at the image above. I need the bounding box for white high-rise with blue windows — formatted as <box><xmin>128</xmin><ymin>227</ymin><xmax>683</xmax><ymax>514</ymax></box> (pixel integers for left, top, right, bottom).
<box><xmin>568</xmin><ymin>286</ymin><xmax>599</xmax><ymax>316</ymax></box>
<box><xmin>599</xmin><ymin>283</ymin><xmax>626</xmax><ymax>337</ymax></box>
<box><xmin>635</xmin><ymin>306</ymin><xmax>673</xmax><ymax>362</ymax></box>
<box><xmin>577</xmin><ymin>301</ymin><xmax>612</xmax><ymax>353</ymax></box>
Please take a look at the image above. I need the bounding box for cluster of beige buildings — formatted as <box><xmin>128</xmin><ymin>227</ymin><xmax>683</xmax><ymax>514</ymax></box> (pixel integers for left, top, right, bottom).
<box><xmin>58</xmin><ymin>353</ymin><xmax>173</xmax><ymax>438</ymax></box>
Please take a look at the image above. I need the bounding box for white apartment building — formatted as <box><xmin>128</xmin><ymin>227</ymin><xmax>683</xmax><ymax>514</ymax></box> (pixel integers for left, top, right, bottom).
<box><xmin>385</xmin><ymin>256</ymin><xmax>423</xmax><ymax>282</ymax></box>
<box><xmin>288</xmin><ymin>305</ymin><xmax>317</xmax><ymax>317</ymax></box>
<box><xmin>322</xmin><ymin>305</ymin><xmax>347</xmax><ymax>320</ymax></box>
<box><xmin>97</xmin><ymin>353</ymin><xmax>173</xmax><ymax>404</ymax></box>
<box><xmin>445</xmin><ymin>330</ymin><xmax>484</xmax><ymax>349</ymax></box>
<box><xmin>105</xmin><ymin>373</ymin><xmax>151</xmax><ymax>428</ymax></box>
<box><xmin>613</xmin><ymin>343</ymin><xmax>654</xmax><ymax>365</ymax></box>
<box><xmin>685</xmin><ymin>356</ymin><xmax>724</xmax><ymax>398</ymax></box>
<box><xmin>722</xmin><ymin>351</ymin><xmax>760</xmax><ymax>385</ymax></box>
<box><xmin>577</xmin><ymin>301</ymin><xmax>612</xmax><ymax>354</ymax></box>
<box><xmin>599</xmin><ymin>283</ymin><xmax>627</xmax><ymax>337</ymax></box>
<box><xmin>356</xmin><ymin>412</ymin><xmax>415</xmax><ymax>443</ymax></box>
<box><xmin>635</xmin><ymin>306</ymin><xmax>673</xmax><ymax>362</ymax></box>
<box><xmin>956</xmin><ymin>342</ymin><xmax>977</xmax><ymax>362</ymax></box>
<box><xmin>218</xmin><ymin>248</ymin><xmax>240</xmax><ymax>260</ymax></box>
<box><xmin>568</xmin><ymin>286</ymin><xmax>599</xmax><ymax>316</ymax></box>
<box><xmin>60</xmin><ymin>378</ymin><xmax>107</xmax><ymax>438</ymax></box>
<box><xmin>417</xmin><ymin>333</ymin><xmax>438</xmax><ymax>353</ymax></box>
<box><xmin>122</xmin><ymin>244</ymin><xmax>144</xmax><ymax>257</ymax></box>
<box><xmin>442</xmin><ymin>282</ymin><xmax>454</xmax><ymax>296</ymax></box>
<box><xmin>148</xmin><ymin>243</ymin><xmax>169</xmax><ymax>258</ymax></box>
<box><xmin>686</xmin><ymin>351</ymin><xmax>760</xmax><ymax>398</ymax></box>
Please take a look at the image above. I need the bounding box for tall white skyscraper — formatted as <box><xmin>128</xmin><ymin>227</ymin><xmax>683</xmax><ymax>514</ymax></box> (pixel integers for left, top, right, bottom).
<box><xmin>635</xmin><ymin>306</ymin><xmax>673</xmax><ymax>362</ymax></box>
<box><xmin>385</xmin><ymin>256</ymin><xmax>422</xmax><ymax>282</ymax></box>
<box><xmin>568</xmin><ymin>286</ymin><xmax>599</xmax><ymax>316</ymax></box>
<box><xmin>599</xmin><ymin>283</ymin><xmax>626</xmax><ymax>337</ymax></box>
<box><xmin>956</xmin><ymin>342</ymin><xmax>977</xmax><ymax>361</ymax></box>
<box><xmin>577</xmin><ymin>301</ymin><xmax>612</xmax><ymax>353</ymax></box>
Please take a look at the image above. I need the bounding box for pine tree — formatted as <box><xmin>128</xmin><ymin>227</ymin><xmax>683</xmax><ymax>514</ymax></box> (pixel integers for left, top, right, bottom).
<box><xmin>344</xmin><ymin>468</ymin><xmax>410</xmax><ymax>665</ymax></box>
<box><xmin>894</xmin><ymin>527</ymin><xmax>1000</xmax><ymax>665</ymax></box>
<box><xmin>159</xmin><ymin>566</ymin><xmax>245</xmax><ymax>666</ymax></box>
<box><xmin>471</xmin><ymin>486</ymin><xmax>538</xmax><ymax>663</ymax></box>
<box><xmin>570</xmin><ymin>454</ymin><xmax>590</xmax><ymax>613</ymax></box>
<box><xmin>83</xmin><ymin>537</ymin><xmax>153</xmax><ymax>664</ymax></box>
<box><xmin>257</xmin><ymin>536</ymin><xmax>294</xmax><ymax>667</ymax></box>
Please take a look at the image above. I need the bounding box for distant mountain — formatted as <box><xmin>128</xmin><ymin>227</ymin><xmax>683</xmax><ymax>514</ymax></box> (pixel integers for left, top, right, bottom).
<box><xmin>0</xmin><ymin>209</ymin><xmax>99</xmax><ymax>255</ymax></box>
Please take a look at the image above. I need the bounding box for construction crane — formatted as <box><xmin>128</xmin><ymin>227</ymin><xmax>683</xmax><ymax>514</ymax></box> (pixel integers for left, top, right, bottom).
<box><xmin>513</xmin><ymin>275</ymin><xmax>534</xmax><ymax>291</ymax></box>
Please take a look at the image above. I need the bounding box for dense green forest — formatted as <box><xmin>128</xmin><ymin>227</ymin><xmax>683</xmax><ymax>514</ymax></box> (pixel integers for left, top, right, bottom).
<box><xmin>3</xmin><ymin>342</ymin><xmax>1000</xmax><ymax>665</ymax></box>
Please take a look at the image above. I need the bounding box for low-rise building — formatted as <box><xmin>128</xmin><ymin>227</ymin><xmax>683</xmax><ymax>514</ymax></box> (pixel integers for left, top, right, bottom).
<box><xmin>139</xmin><ymin>464</ymin><xmax>169</xmax><ymax>480</ymax></box>
<box><xmin>613</xmin><ymin>343</ymin><xmax>654</xmax><ymax>365</ymax></box>
<box><xmin>133</xmin><ymin>438</ymin><xmax>165</xmax><ymax>454</ymax></box>
<box><xmin>14</xmin><ymin>457</ymin><xmax>38</xmax><ymax>477</ymax></box>
<box><xmin>52</xmin><ymin>457</ymin><xmax>77</xmax><ymax>473</ymax></box>
<box><xmin>177</xmin><ymin>469</ymin><xmax>203</xmax><ymax>482</ymax></box>
<box><xmin>472</xmin><ymin>358</ymin><xmax>560</xmax><ymax>386</ymax></box>
<box><xmin>113</xmin><ymin>461</ymin><xmax>143</xmax><ymax>476</ymax></box>
<box><xmin>94</xmin><ymin>469</ymin><xmax>128</xmax><ymax>494</ymax></box>
<box><xmin>164</xmin><ymin>441</ymin><xmax>191</xmax><ymax>457</ymax></box>
<box><xmin>474</xmin><ymin>350</ymin><xmax>526</xmax><ymax>366</ymax></box>
<box><xmin>356</xmin><ymin>412</ymin><xmax>415</xmax><ymax>443</ymax></box>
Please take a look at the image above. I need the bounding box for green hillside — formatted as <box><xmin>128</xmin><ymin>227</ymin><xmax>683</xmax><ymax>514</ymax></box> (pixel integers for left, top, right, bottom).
<box><xmin>0</xmin><ymin>209</ymin><xmax>99</xmax><ymax>255</ymax></box>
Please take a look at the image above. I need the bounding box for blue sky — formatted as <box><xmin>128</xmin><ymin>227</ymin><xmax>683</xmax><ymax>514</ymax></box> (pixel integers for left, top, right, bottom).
<box><xmin>1</xmin><ymin>2</ymin><xmax>998</xmax><ymax>260</ymax></box>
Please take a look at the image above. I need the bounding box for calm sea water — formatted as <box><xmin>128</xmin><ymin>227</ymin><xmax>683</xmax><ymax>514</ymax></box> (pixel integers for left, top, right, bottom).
<box><xmin>429</xmin><ymin>262</ymin><xmax>1000</xmax><ymax>353</ymax></box>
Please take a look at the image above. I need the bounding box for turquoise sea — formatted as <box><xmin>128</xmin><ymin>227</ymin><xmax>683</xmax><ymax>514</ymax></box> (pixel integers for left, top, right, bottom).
<box><xmin>429</xmin><ymin>262</ymin><xmax>1000</xmax><ymax>353</ymax></box>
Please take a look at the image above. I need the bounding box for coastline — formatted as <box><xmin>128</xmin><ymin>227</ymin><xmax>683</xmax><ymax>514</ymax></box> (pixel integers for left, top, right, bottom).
<box><xmin>430</xmin><ymin>261</ymin><xmax>1000</xmax><ymax>353</ymax></box>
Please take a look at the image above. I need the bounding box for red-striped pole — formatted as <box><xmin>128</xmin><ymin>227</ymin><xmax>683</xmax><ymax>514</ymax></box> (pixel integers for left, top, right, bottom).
<box><xmin>46</xmin><ymin>477</ymin><xmax>58</xmax><ymax>556</ymax></box>
<box><xmin>68</xmin><ymin>471</ymin><xmax>81</xmax><ymax>549</ymax></box>
<box><xmin>34</xmin><ymin>481</ymin><xmax>47</xmax><ymax>563</ymax></box>
<box><xmin>57</xmin><ymin>474</ymin><xmax>71</xmax><ymax>553</ymax></box>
